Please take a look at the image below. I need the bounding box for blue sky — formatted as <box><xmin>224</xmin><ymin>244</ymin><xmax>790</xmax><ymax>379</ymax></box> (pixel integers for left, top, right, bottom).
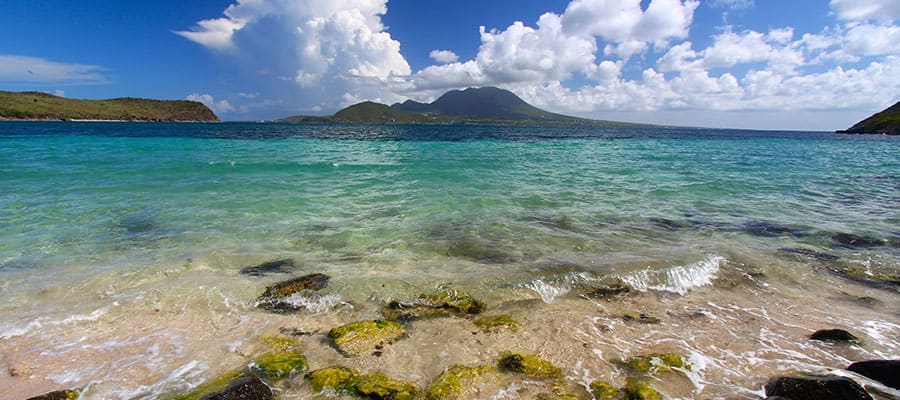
<box><xmin>1</xmin><ymin>0</ymin><xmax>898</xmax><ymax>130</ymax></box>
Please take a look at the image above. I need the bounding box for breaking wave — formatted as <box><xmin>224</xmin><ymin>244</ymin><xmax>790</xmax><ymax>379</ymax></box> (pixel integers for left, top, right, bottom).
<box><xmin>619</xmin><ymin>255</ymin><xmax>725</xmax><ymax>295</ymax></box>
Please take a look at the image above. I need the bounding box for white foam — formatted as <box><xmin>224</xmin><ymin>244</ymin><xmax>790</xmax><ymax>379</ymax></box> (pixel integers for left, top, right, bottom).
<box><xmin>0</xmin><ymin>306</ymin><xmax>110</xmax><ymax>339</ymax></box>
<box><xmin>523</xmin><ymin>279</ymin><xmax>569</xmax><ymax>304</ymax></box>
<box><xmin>281</xmin><ymin>293</ymin><xmax>344</xmax><ymax>313</ymax></box>
<box><xmin>619</xmin><ymin>255</ymin><xmax>725</xmax><ymax>295</ymax></box>
<box><xmin>92</xmin><ymin>360</ymin><xmax>208</xmax><ymax>400</ymax></box>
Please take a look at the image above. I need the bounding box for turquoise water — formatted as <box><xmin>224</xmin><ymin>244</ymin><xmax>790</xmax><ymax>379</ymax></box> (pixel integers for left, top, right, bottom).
<box><xmin>1</xmin><ymin>122</ymin><xmax>898</xmax><ymax>399</ymax></box>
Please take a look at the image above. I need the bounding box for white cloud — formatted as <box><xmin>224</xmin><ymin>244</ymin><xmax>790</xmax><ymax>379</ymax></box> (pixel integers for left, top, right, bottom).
<box><xmin>830</xmin><ymin>0</ymin><xmax>900</xmax><ymax>21</ymax></box>
<box><xmin>0</xmin><ymin>55</ymin><xmax>107</xmax><ymax>85</ymax></box>
<box><xmin>186</xmin><ymin>93</ymin><xmax>235</xmax><ymax>114</ymax></box>
<box><xmin>429</xmin><ymin>50</ymin><xmax>459</xmax><ymax>63</ymax></box>
<box><xmin>711</xmin><ymin>0</ymin><xmax>754</xmax><ymax>10</ymax></box>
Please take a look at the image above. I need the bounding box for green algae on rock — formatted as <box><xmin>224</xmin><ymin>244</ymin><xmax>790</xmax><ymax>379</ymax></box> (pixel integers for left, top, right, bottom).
<box><xmin>619</xmin><ymin>353</ymin><xmax>690</xmax><ymax>375</ymax></box>
<box><xmin>171</xmin><ymin>370</ymin><xmax>247</xmax><ymax>400</ymax></box>
<box><xmin>306</xmin><ymin>366</ymin><xmax>360</xmax><ymax>392</ymax></box>
<box><xmin>199</xmin><ymin>376</ymin><xmax>274</xmax><ymax>400</ymax></box>
<box><xmin>26</xmin><ymin>389</ymin><xmax>81</xmax><ymax>400</ymax></box>
<box><xmin>497</xmin><ymin>352</ymin><xmax>563</xmax><ymax>380</ymax></box>
<box><xmin>623</xmin><ymin>379</ymin><xmax>662</xmax><ymax>400</ymax></box>
<box><xmin>384</xmin><ymin>288</ymin><xmax>485</xmax><ymax>321</ymax></box>
<box><xmin>353</xmin><ymin>372</ymin><xmax>419</xmax><ymax>400</ymax></box>
<box><xmin>252</xmin><ymin>350</ymin><xmax>309</xmax><ymax>381</ymax></box>
<box><xmin>586</xmin><ymin>280</ymin><xmax>632</xmax><ymax>299</ymax></box>
<box><xmin>590</xmin><ymin>381</ymin><xmax>619</xmax><ymax>400</ymax></box>
<box><xmin>425</xmin><ymin>365</ymin><xmax>498</xmax><ymax>400</ymax></box>
<box><xmin>473</xmin><ymin>315</ymin><xmax>520</xmax><ymax>332</ymax></box>
<box><xmin>328</xmin><ymin>320</ymin><xmax>405</xmax><ymax>356</ymax></box>
<box><xmin>256</xmin><ymin>273</ymin><xmax>330</xmax><ymax>312</ymax></box>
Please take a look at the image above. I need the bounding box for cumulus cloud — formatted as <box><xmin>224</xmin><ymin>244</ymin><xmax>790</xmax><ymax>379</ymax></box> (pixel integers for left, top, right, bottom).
<box><xmin>830</xmin><ymin>0</ymin><xmax>900</xmax><ymax>21</ymax></box>
<box><xmin>0</xmin><ymin>55</ymin><xmax>107</xmax><ymax>85</ymax></box>
<box><xmin>710</xmin><ymin>0</ymin><xmax>754</xmax><ymax>10</ymax></box>
<box><xmin>429</xmin><ymin>50</ymin><xmax>459</xmax><ymax>63</ymax></box>
<box><xmin>186</xmin><ymin>93</ymin><xmax>235</xmax><ymax>114</ymax></box>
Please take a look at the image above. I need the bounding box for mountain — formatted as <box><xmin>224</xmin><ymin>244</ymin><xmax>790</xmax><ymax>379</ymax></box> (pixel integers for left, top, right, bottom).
<box><xmin>277</xmin><ymin>87</ymin><xmax>644</xmax><ymax>127</ymax></box>
<box><xmin>0</xmin><ymin>91</ymin><xmax>219</xmax><ymax>122</ymax></box>
<box><xmin>837</xmin><ymin>101</ymin><xmax>899</xmax><ymax>135</ymax></box>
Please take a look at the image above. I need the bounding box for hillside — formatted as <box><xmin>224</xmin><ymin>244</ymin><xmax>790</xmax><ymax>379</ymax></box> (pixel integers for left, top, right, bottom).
<box><xmin>277</xmin><ymin>87</ymin><xmax>645</xmax><ymax>127</ymax></box>
<box><xmin>837</xmin><ymin>101</ymin><xmax>899</xmax><ymax>135</ymax></box>
<box><xmin>0</xmin><ymin>91</ymin><xmax>219</xmax><ymax>122</ymax></box>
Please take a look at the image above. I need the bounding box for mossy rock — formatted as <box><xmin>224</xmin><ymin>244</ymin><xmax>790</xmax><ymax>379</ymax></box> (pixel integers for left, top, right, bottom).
<box><xmin>384</xmin><ymin>289</ymin><xmax>485</xmax><ymax>321</ymax></box>
<box><xmin>252</xmin><ymin>350</ymin><xmax>308</xmax><ymax>381</ymax></box>
<box><xmin>328</xmin><ymin>320</ymin><xmax>405</xmax><ymax>356</ymax></box>
<box><xmin>474</xmin><ymin>315</ymin><xmax>520</xmax><ymax>332</ymax></box>
<box><xmin>425</xmin><ymin>365</ymin><xmax>497</xmax><ymax>400</ymax></box>
<box><xmin>352</xmin><ymin>372</ymin><xmax>419</xmax><ymax>400</ymax></box>
<box><xmin>257</xmin><ymin>273</ymin><xmax>330</xmax><ymax>312</ymax></box>
<box><xmin>537</xmin><ymin>394</ymin><xmax>580</xmax><ymax>400</ymax></box>
<box><xmin>620</xmin><ymin>353</ymin><xmax>690</xmax><ymax>375</ymax></box>
<box><xmin>306</xmin><ymin>366</ymin><xmax>360</xmax><ymax>392</ymax></box>
<box><xmin>258</xmin><ymin>333</ymin><xmax>303</xmax><ymax>352</ymax></box>
<box><xmin>590</xmin><ymin>381</ymin><xmax>620</xmax><ymax>400</ymax></box>
<box><xmin>199</xmin><ymin>376</ymin><xmax>273</xmax><ymax>400</ymax></box>
<box><xmin>586</xmin><ymin>281</ymin><xmax>632</xmax><ymax>298</ymax></box>
<box><xmin>622</xmin><ymin>379</ymin><xmax>661</xmax><ymax>400</ymax></box>
<box><xmin>26</xmin><ymin>389</ymin><xmax>80</xmax><ymax>400</ymax></box>
<box><xmin>498</xmin><ymin>352</ymin><xmax>563</xmax><ymax>380</ymax></box>
<box><xmin>171</xmin><ymin>370</ymin><xmax>247</xmax><ymax>400</ymax></box>
<box><xmin>621</xmin><ymin>313</ymin><xmax>660</xmax><ymax>324</ymax></box>
<box><xmin>823</xmin><ymin>264</ymin><xmax>900</xmax><ymax>291</ymax></box>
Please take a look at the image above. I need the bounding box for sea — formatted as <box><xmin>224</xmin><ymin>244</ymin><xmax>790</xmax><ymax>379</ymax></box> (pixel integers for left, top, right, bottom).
<box><xmin>0</xmin><ymin>122</ymin><xmax>898</xmax><ymax>399</ymax></box>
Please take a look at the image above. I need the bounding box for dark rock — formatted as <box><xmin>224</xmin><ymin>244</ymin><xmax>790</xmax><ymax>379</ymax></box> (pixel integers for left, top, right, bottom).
<box><xmin>649</xmin><ymin>217</ymin><xmax>692</xmax><ymax>231</ymax></box>
<box><xmin>382</xmin><ymin>289</ymin><xmax>484</xmax><ymax>321</ymax></box>
<box><xmin>742</xmin><ymin>220</ymin><xmax>805</xmax><ymax>237</ymax></box>
<box><xmin>810</xmin><ymin>329</ymin><xmax>862</xmax><ymax>344</ymax></box>
<box><xmin>822</xmin><ymin>264</ymin><xmax>900</xmax><ymax>291</ymax></box>
<box><xmin>240</xmin><ymin>259</ymin><xmax>297</xmax><ymax>276</ymax></box>
<box><xmin>256</xmin><ymin>273</ymin><xmax>330</xmax><ymax>312</ymax></box>
<box><xmin>26</xmin><ymin>390</ymin><xmax>79</xmax><ymax>400</ymax></box>
<box><xmin>847</xmin><ymin>360</ymin><xmax>900</xmax><ymax>389</ymax></box>
<box><xmin>764</xmin><ymin>376</ymin><xmax>872</xmax><ymax>400</ymax></box>
<box><xmin>622</xmin><ymin>313</ymin><xmax>660</xmax><ymax>324</ymax></box>
<box><xmin>833</xmin><ymin>233</ymin><xmax>885</xmax><ymax>249</ymax></box>
<box><xmin>201</xmin><ymin>376</ymin><xmax>273</xmax><ymax>400</ymax></box>
<box><xmin>586</xmin><ymin>281</ymin><xmax>631</xmax><ymax>298</ymax></box>
<box><xmin>778</xmin><ymin>248</ymin><xmax>840</xmax><ymax>262</ymax></box>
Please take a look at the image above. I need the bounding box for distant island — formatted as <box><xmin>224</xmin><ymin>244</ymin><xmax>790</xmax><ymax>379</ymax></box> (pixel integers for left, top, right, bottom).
<box><xmin>837</xmin><ymin>101</ymin><xmax>899</xmax><ymax>135</ymax></box>
<box><xmin>0</xmin><ymin>91</ymin><xmax>219</xmax><ymax>122</ymax></box>
<box><xmin>278</xmin><ymin>87</ymin><xmax>647</xmax><ymax>127</ymax></box>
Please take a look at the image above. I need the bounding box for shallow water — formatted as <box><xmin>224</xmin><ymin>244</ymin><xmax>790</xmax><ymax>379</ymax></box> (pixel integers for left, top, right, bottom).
<box><xmin>0</xmin><ymin>122</ymin><xmax>898</xmax><ymax>399</ymax></box>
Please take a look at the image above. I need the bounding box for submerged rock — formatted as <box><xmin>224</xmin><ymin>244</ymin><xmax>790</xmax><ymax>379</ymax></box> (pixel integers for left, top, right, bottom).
<box><xmin>833</xmin><ymin>233</ymin><xmax>885</xmax><ymax>249</ymax></box>
<box><xmin>200</xmin><ymin>376</ymin><xmax>273</xmax><ymax>400</ymax></box>
<box><xmin>497</xmin><ymin>353</ymin><xmax>563</xmax><ymax>380</ymax></box>
<box><xmin>589</xmin><ymin>381</ymin><xmax>619</xmax><ymax>400</ymax></box>
<box><xmin>620</xmin><ymin>353</ymin><xmax>690</xmax><ymax>375</ymax></box>
<box><xmin>256</xmin><ymin>273</ymin><xmax>330</xmax><ymax>312</ymax></box>
<box><xmin>649</xmin><ymin>217</ymin><xmax>692</xmax><ymax>231</ymax></box>
<box><xmin>328</xmin><ymin>320</ymin><xmax>405</xmax><ymax>356</ymax></box>
<box><xmin>306</xmin><ymin>366</ymin><xmax>360</xmax><ymax>392</ymax></box>
<box><xmin>585</xmin><ymin>281</ymin><xmax>632</xmax><ymax>299</ymax></box>
<box><xmin>473</xmin><ymin>315</ymin><xmax>520</xmax><ymax>332</ymax></box>
<box><xmin>240</xmin><ymin>259</ymin><xmax>297</xmax><ymax>276</ymax></box>
<box><xmin>446</xmin><ymin>237</ymin><xmax>517</xmax><ymax>264</ymax></box>
<box><xmin>764</xmin><ymin>376</ymin><xmax>872</xmax><ymax>400</ymax></box>
<box><xmin>778</xmin><ymin>247</ymin><xmax>840</xmax><ymax>262</ymax></box>
<box><xmin>822</xmin><ymin>264</ymin><xmax>900</xmax><ymax>291</ymax></box>
<box><xmin>26</xmin><ymin>390</ymin><xmax>80</xmax><ymax>400</ymax></box>
<box><xmin>383</xmin><ymin>289</ymin><xmax>484</xmax><ymax>321</ymax></box>
<box><xmin>173</xmin><ymin>370</ymin><xmax>247</xmax><ymax>400</ymax></box>
<box><xmin>847</xmin><ymin>360</ymin><xmax>900</xmax><ymax>389</ymax></box>
<box><xmin>742</xmin><ymin>220</ymin><xmax>806</xmax><ymax>237</ymax></box>
<box><xmin>622</xmin><ymin>313</ymin><xmax>660</xmax><ymax>324</ymax></box>
<box><xmin>622</xmin><ymin>379</ymin><xmax>662</xmax><ymax>400</ymax></box>
<box><xmin>251</xmin><ymin>350</ymin><xmax>308</xmax><ymax>381</ymax></box>
<box><xmin>353</xmin><ymin>372</ymin><xmax>419</xmax><ymax>400</ymax></box>
<box><xmin>810</xmin><ymin>329</ymin><xmax>862</xmax><ymax>344</ymax></box>
<box><xmin>425</xmin><ymin>365</ymin><xmax>497</xmax><ymax>400</ymax></box>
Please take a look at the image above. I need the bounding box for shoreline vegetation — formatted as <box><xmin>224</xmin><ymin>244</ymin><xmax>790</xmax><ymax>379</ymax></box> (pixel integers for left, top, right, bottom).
<box><xmin>0</xmin><ymin>91</ymin><xmax>219</xmax><ymax>122</ymax></box>
<box><xmin>836</xmin><ymin>101</ymin><xmax>899</xmax><ymax>135</ymax></box>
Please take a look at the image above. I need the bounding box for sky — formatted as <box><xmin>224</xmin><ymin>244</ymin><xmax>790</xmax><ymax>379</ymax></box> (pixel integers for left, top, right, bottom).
<box><xmin>1</xmin><ymin>0</ymin><xmax>899</xmax><ymax>130</ymax></box>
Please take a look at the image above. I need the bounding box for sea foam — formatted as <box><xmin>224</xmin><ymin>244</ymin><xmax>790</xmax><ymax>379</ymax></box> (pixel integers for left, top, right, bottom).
<box><xmin>619</xmin><ymin>255</ymin><xmax>725</xmax><ymax>295</ymax></box>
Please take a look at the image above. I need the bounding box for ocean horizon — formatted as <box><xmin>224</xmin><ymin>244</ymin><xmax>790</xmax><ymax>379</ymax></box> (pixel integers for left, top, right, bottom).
<box><xmin>1</xmin><ymin>122</ymin><xmax>897</xmax><ymax>399</ymax></box>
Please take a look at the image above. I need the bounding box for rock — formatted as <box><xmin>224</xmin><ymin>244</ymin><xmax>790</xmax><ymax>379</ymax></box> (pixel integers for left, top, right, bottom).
<box><xmin>589</xmin><ymin>381</ymin><xmax>619</xmax><ymax>400</ymax></box>
<box><xmin>650</xmin><ymin>218</ymin><xmax>692</xmax><ymax>231</ymax></box>
<box><xmin>446</xmin><ymin>237</ymin><xmax>517</xmax><ymax>264</ymax></box>
<box><xmin>497</xmin><ymin>353</ymin><xmax>563</xmax><ymax>380</ymax></box>
<box><xmin>425</xmin><ymin>365</ymin><xmax>497</xmax><ymax>400</ymax></box>
<box><xmin>823</xmin><ymin>263</ymin><xmax>900</xmax><ymax>291</ymax></box>
<box><xmin>473</xmin><ymin>315</ymin><xmax>519</xmax><ymax>332</ymax></box>
<box><xmin>833</xmin><ymin>233</ymin><xmax>885</xmax><ymax>249</ymax></box>
<box><xmin>622</xmin><ymin>313</ymin><xmax>660</xmax><ymax>324</ymax></box>
<box><xmin>328</xmin><ymin>320</ymin><xmax>405</xmax><ymax>356</ymax></box>
<box><xmin>26</xmin><ymin>390</ymin><xmax>80</xmax><ymax>400</ymax></box>
<box><xmin>764</xmin><ymin>376</ymin><xmax>872</xmax><ymax>400</ymax></box>
<box><xmin>240</xmin><ymin>259</ymin><xmax>297</xmax><ymax>276</ymax></box>
<box><xmin>810</xmin><ymin>329</ymin><xmax>862</xmax><ymax>344</ymax></box>
<box><xmin>620</xmin><ymin>353</ymin><xmax>690</xmax><ymax>375</ymax></box>
<box><xmin>778</xmin><ymin>248</ymin><xmax>840</xmax><ymax>262</ymax></box>
<box><xmin>383</xmin><ymin>289</ymin><xmax>484</xmax><ymax>321</ymax></box>
<box><xmin>306</xmin><ymin>366</ymin><xmax>360</xmax><ymax>392</ymax></box>
<box><xmin>847</xmin><ymin>360</ymin><xmax>900</xmax><ymax>389</ymax></box>
<box><xmin>200</xmin><ymin>376</ymin><xmax>273</xmax><ymax>400</ymax></box>
<box><xmin>251</xmin><ymin>350</ymin><xmax>308</xmax><ymax>381</ymax></box>
<box><xmin>742</xmin><ymin>221</ymin><xmax>805</xmax><ymax>237</ymax></box>
<box><xmin>352</xmin><ymin>372</ymin><xmax>419</xmax><ymax>400</ymax></box>
<box><xmin>256</xmin><ymin>273</ymin><xmax>330</xmax><ymax>312</ymax></box>
<box><xmin>622</xmin><ymin>379</ymin><xmax>662</xmax><ymax>400</ymax></box>
<box><xmin>586</xmin><ymin>281</ymin><xmax>632</xmax><ymax>298</ymax></box>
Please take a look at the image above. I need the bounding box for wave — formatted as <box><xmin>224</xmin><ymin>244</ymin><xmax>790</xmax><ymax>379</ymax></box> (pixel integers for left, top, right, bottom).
<box><xmin>619</xmin><ymin>255</ymin><xmax>725</xmax><ymax>295</ymax></box>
